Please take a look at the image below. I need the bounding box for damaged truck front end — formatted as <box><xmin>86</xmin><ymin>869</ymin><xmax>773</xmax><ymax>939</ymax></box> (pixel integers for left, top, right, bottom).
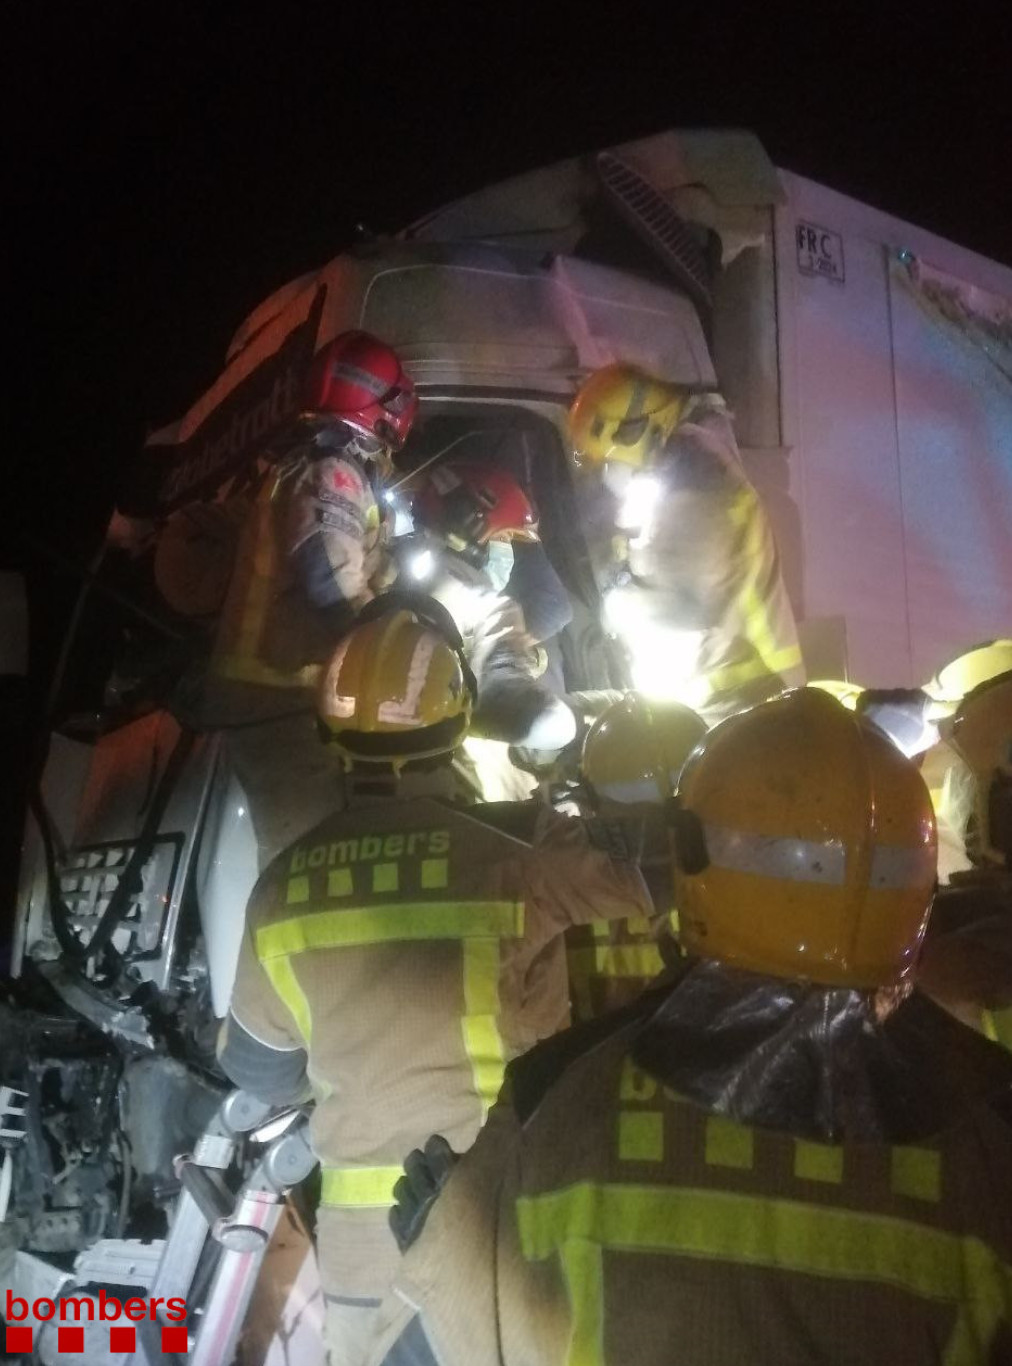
<box><xmin>4</xmin><ymin>130</ymin><xmax>769</xmax><ymax>1355</ymax></box>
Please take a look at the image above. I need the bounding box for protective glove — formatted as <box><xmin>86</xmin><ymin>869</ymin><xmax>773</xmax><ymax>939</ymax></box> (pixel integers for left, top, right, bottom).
<box><xmin>388</xmin><ymin>1134</ymin><xmax>460</xmax><ymax>1253</ymax></box>
<box><xmin>476</xmin><ymin>675</ymin><xmax>577</xmax><ymax>749</ymax></box>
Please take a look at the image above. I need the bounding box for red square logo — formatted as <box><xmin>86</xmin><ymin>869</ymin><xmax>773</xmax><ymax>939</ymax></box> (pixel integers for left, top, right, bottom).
<box><xmin>5</xmin><ymin>1326</ymin><xmax>32</xmax><ymax>1354</ymax></box>
<box><xmin>58</xmin><ymin>1325</ymin><xmax>85</xmax><ymax>1352</ymax></box>
<box><xmin>110</xmin><ymin>1325</ymin><xmax>137</xmax><ymax>1351</ymax></box>
<box><xmin>162</xmin><ymin>1324</ymin><xmax>188</xmax><ymax>1352</ymax></box>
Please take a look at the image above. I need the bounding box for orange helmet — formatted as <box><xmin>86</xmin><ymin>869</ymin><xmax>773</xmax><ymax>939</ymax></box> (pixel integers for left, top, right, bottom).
<box><xmin>673</xmin><ymin>689</ymin><xmax>937</xmax><ymax>988</ymax></box>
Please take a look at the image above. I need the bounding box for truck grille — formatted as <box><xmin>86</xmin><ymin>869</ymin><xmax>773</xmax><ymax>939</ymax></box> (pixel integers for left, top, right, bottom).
<box><xmin>58</xmin><ymin>838</ymin><xmax>183</xmax><ymax>960</ymax></box>
<box><xmin>595</xmin><ymin>151</ymin><xmax>712</xmax><ymax>314</ymax></box>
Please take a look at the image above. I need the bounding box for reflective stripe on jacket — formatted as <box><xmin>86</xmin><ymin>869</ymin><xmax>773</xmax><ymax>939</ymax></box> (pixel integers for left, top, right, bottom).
<box><xmin>369</xmin><ymin>1019</ymin><xmax>1012</xmax><ymax>1366</ymax></box>
<box><xmin>626</xmin><ymin>400</ymin><xmax>804</xmax><ymax>717</ymax></box>
<box><xmin>227</xmin><ymin>795</ymin><xmax>654</xmax><ymax>1302</ymax></box>
<box><xmin>565</xmin><ymin>912</ymin><xmax>676</xmax><ymax>1024</ymax></box>
<box><xmin>211</xmin><ymin>447</ymin><xmax>385</xmax><ymax>693</ymax></box>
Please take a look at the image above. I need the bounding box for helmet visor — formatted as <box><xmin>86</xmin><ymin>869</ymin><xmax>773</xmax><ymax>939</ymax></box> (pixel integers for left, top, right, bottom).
<box><xmin>611</xmin><ymin>415</ymin><xmax>650</xmax><ymax>448</ymax></box>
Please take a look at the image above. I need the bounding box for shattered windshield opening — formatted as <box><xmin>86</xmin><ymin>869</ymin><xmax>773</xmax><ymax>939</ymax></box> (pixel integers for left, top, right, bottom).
<box><xmin>393</xmin><ymin>401</ymin><xmax>618</xmax><ymax>692</ymax></box>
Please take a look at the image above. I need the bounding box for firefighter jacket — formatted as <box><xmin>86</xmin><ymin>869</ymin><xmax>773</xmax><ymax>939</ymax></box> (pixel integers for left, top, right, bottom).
<box><xmin>918</xmin><ymin>871</ymin><xmax>1012</xmax><ymax>1051</ymax></box>
<box><xmin>219</xmin><ymin>794</ymin><xmax>655</xmax><ymax>1305</ymax></box>
<box><xmin>210</xmin><ymin>442</ymin><xmax>388</xmax><ymax>698</ymax></box>
<box><xmin>921</xmin><ymin>737</ymin><xmax>977</xmax><ymax>884</ymax></box>
<box><xmin>367</xmin><ymin>987</ymin><xmax>1012</xmax><ymax>1366</ymax></box>
<box><xmin>621</xmin><ymin>397</ymin><xmax>804</xmax><ymax>719</ymax></box>
<box><xmin>564</xmin><ymin>800</ymin><xmax>681</xmax><ymax>1024</ymax></box>
<box><xmin>565</xmin><ymin>909</ymin><xmax>677</xmax><ymax>1024</ymax></box>
<box><xmin>397</xmin><ymin>537</ymin><xmax>575</xmax><ymax>749</ymax></box>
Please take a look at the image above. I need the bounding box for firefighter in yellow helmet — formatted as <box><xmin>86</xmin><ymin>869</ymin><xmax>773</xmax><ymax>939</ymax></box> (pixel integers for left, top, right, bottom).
<box><xmin>918</xmin><ymin>670</ymin><xmax>1012</xmax><ymax>1052</ymax></box>
<box><xmin>366</xmin><ymin>689</ymin><xmax>1012</xmax><ymax>1366</ymax></box>
<box><xmin>566</xmin><ymin>694</ymin><xmax>706</xmax><ymax>1022</ymax></box>
<box><xmin>919</xmin><ymin>640</ymin><xmax>1012</xmax><ymax>883</ymax></box>
<box><xmin>217</xmin><ymin>602</ymin><xmax>677</xmax><ymax>1366</ymax></box>
<box><xmin>568</xmin><ymin>364</ymin><xmax>804</xmax><ymax>720</ymax></box>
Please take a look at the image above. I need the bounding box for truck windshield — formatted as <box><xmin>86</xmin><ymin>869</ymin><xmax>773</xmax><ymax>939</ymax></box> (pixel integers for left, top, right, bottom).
<box><xmin>50</xmin><ymin>541</ymin><xmax>207</xmax><ymax>738</ymax></box>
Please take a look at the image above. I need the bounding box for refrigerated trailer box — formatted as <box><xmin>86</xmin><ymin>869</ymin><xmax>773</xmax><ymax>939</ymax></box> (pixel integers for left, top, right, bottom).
<box><xmin>405</xmin><ymin>129</ymin><xmax>1012</xmax><ymax>685</ymax></box>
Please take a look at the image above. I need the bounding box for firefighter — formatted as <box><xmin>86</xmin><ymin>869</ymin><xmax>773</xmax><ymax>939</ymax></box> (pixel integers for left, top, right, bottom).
<box><xmin>918</xmin><ymin>670</ymin><xmax>1012</xmax><ymax>1050</ymax></box>
<box><xmin>568</xmin><ymin>364</ymin><xmax>804</xmax><ymax>721</ymax></box>
<box><xmin>217</xmin><ymin>603</ymin><xmax>673</xmax><ymax>1366</ymax></box>
<box><xmin>214</xmin><ymin>330</ymin><xmax>417</xmax><ymax>691</ymax></box>
<box><xmin>401</xmin><ymin>460</ymin><xmax>576</xmax><ymax>751</ymax></box>
<box><xmin>920</xmin><ymin>639</ymin><xmax>1012</xmax><ymax>883</ymax></box>
<box><xmin>566</xmin><ymin>693</ymin><xmax>706</xmax><ymax>1022</ymax></box>
<box><xmin>208</xmin><ymin>331</ymin><xmax>418</xmax><ymax>865</ymax></box>
<box><xmin>368</xmin><ymin>689</ymin><xmax>1012</xmax><ymax>1366</ymax></box>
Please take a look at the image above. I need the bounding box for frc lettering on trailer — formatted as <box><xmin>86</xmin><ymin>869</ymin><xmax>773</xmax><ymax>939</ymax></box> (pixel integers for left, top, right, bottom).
<box><xmin>795</xmin><ymin>220</ymin><xmax>845</xmax><ymax>284</ymax></box>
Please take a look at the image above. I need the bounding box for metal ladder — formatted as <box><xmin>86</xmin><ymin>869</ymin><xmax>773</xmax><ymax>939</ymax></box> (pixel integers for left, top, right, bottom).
<box><xmin>129</xmin><ymin>1090</ymin><xmax>318</xmax><ymax>1365</ymax></box>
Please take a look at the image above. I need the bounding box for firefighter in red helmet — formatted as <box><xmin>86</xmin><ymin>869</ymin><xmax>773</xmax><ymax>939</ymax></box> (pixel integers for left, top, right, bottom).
<box><xmin>210</xmin><ymin>331</ymin><xmax>418</xmax><ymax>865</ymax></box>
<box><xmin>402</xmin><ymin>461</ymin><xmax>576</xmax><ymax>754</ymax></box>
<box><xmin>284</xmin><ymin>330</ymin><xmax>418</xmax><ymax>633</ymax></box>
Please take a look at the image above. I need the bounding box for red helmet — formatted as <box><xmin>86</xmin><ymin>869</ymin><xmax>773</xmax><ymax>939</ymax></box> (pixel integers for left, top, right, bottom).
<box><xmin>304</xmin><ymin>331</ymin><xmax>418</xmax><ymax>451</ymax></box>
<box><xmin>412</xmin><ymin>463</ymin><xmax>539</xmax><ymax>550</ymax></box>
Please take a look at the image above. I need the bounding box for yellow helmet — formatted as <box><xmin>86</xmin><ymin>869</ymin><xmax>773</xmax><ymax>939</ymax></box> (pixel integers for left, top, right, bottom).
<box><xmin>924</xmin><ymin>640</ymin><xmax>1012</xmax><ymax>707</ymax></box>
<box><xmin>318</xmin><ymin>603</ymin><xmax>475</xmax><ymax>765</ymax></box>
<box><xmin>947</xmin><ymin>673</ymin><xmax>1012</xmax><ymax>866</ymax></box>
<box><xmin>568</xmin><ymin>364</ymin><xmax>688</xmax><ymax>468</ymax></box>
<box><xmin>582</xmin><ymin>694</ymin><xmax>706</xmax><ymax>805</ymax></box>
<box><xmin>673</xmin><ymin>689</ymin><xmax>937</xmax><ymax>988</ymax></box>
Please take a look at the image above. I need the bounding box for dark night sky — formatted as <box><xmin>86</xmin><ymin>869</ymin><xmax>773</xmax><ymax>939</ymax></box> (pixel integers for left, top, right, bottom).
<box><xmin>5</xmin><ymin>3</ymin><xmax>1012</xmax><ymax>666</ymax></box>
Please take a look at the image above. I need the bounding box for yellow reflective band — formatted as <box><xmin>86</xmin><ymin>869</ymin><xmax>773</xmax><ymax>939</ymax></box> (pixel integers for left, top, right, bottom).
<box><xmin>794</xmin><ymin>1140</ymin><xmax>844</xmax><ymax>1185</ymax></box>
<box><xmin>421</xmin><ymin>858</ymin><xmax>449</xmax><ymax>889</ymax></box>
<box><xmin>714</xmin><ymin>486</ymin><xmax>803</xmax><ymax>689</ymax></box>
<box><xmin>227</xmin><ymin>496</ymin><xmax>274</xmax><ymax>678</ymax></box>
<box><xmin>594</xmin><ymin>944</ymin><xmax>663</xmax><ymax>979</ymax></box>
<box><xmin>261</xmin><ymin>956</ymin><xmax>312</xmax><ymax>1046</ymax></box>
<box><xmin>891</xmin><ymin>1146</ymin><xmax>942</xmax><ymax>1203</ymax></box>
<box><xmin>320</xmin><ymin>1166</ymin><xmax>404</xmax><ymax>1208</ymax></box>
<box><xmin>516</xmin><ymin>1182</ymin><xmax>1012</xmax><ymax>1364</ymax></box>
<box><xmin>215</xmin><ymin>655</ymin><xmax>321</xmax><ymax>689</ymax></box>
<box><xmin>559</xmin><ymin>1238</ymin><xmax>604</xmax><ymax>1366</ymax></box>
<box><xmin>328</xmin><ymin>867</ymin><xmax>353</xmax><ymax>898</ymax></box>
<box><xmin>705</xmin><ymin>1115</ymin><xmax>755</xmax><ymax>1170</ymax></box>
<box><xmin>982</xmin><ymin>1007</ymin><xmax>1012</xmax><ymax>1052</ymax></box>
<box><xmin>618</xmin><ymin>1058</ymin><xmax>658</xmax><ymax>1103</ymax></box>
<box><xmin>568</xmin><ymin>942</ymin><xmax>663</xmax><ymax>990</ymax></box>
<box><xmin>707</xmin><ymin>642</ymin><xmax>805</xmax><ymax>694</ymax></box>
<box><xmin>256</xmin><ymin>901</ymin><xmax>524</xmax><ymax>960</ymax></box>
<box><xmin>372</xmin><ymin>862</ymin><xmax>399</xmax><ymax>893</ymax></box>
<box><xmin>286</xmin><ymin>875</ymin><xmax>310</xmax><ymax>906</ymax></box>
<box><xmin>462</xmin><ymin>937</ymin><xmax>507</xmax><ymax>1121</ymax></box>
<box><xmin>618</xmin><ymin>1112</ymin><xmax>664</xmax><ymax>1162</ymax></box>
